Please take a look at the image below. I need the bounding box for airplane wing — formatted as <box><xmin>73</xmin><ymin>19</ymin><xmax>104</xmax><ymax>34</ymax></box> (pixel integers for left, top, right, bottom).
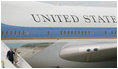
<box><xmin>22</xmin><ymin>39</ymin><xmax>116</xmax><ymax>67</ymax></box>
<box><xmin>2</xmin><ymin>39</ymin><xmax>116</xmax><ymax>62</ymax></box>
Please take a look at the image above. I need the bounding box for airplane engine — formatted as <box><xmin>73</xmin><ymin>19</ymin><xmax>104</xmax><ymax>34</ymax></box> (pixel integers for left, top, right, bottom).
<box><xmin>59</xmin><ymin>43</ymin><xmax>117</xmax><ymax>62</ymax></box>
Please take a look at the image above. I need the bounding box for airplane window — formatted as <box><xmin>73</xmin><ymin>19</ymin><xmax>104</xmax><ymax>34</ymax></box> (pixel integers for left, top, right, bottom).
<box><xmin>64</xmin><ymin>31</ymin><xmax>66</xmax><ymax>35</ymax></box>
<box><xmin>111</xmin><ymin>31</ymin><xmax>114</xmax><ymax>34</ymax></box>
<box><xmin>68</xmin><ymin>31</ymin><xmax>70</xmax><ymax>35</ymax></box>
<box><xmin>27</xmin><ymin>31</ymin><xmax>29</xmax><ymax>35</ymax></box>
<box><xmin>71</xmin><ymin>31</ymin><xmax>73</xmax><ymax>35</ymax></box>
<box><xmin>48</xmin><ymin>31</ymin><xmax>50</xmax><ymax>35</ymax></box>
<box><xmin>105</xmin><ymin>31</ymin><xmax>107</xmax><ymax>35</ymax></box>
<box><xmin>23</xmin><ymin>31</ymin><xmax>25</xmax><ymax>35</ymax></box>
<box><xmin>81</xmin><ymin>31</ymin><xmax>84</xmax><ymax>35</ymax></box>
<box><xmin>88</xmin><ymin>31</ymin><xmax>90</xmax><ymax>35</ymax></box>
<box><xmin>10</xmin><ymin>31</ymin><xmax>13</xmax><ymax>35</ymax></box>
<box><xmin>115</xmin><ymin>31</ymin><xmax>117</xmax><ymax>34</ymax></box>
<box><xmin>19</xmin><ymin>31</ymin><xmax>21</xmax><ymax>35</ymax></box>
<box><xmin>75</xmin><ymin>31</ymin><xmax>77</xmax><ymax>35</ymax></box>
<box><xmin>94</xmin><ymin>48</ymin><xmax>98</xmax><ymax>51</ymax></box>
<box><xmin>60</xmin><ymin>31</ymin><xmax>63</xmax><ymax>35</ymax></box>
<box><xmin>92</xmin><ymin>31</ymin><xmax>94</xmax><ymax>35</ymax></box>
<box><xmin>86</xmin><ymin>49</ymin><xmax>90</xmax><ymax>52</ymax></box>
<box><xmin>15</xmin><ymin>31</ymin><xmax>17</xmax><ymax>35</ymax></box>
<box><xmin>78</xmin><ymin>31</ymin><xmax>80</xmax><ymax>35</ymax></box>
<box><xmin>85</xmin><ymin>31</ymin><xmax>87</xmax><ymax>35</ymax></box>
<box><xmin>2</xmin><ymin>31</ymin><xmax>4</xmax><ymax>35</ymax></box>
<box><xmin>6</xmin><ymin>31</ymin><xmax>8</xmax><ymax>35</ymax></box>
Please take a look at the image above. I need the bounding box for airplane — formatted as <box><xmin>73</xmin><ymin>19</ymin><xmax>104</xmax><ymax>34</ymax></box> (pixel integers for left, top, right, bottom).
<box><xmin>1</xmin><ymin>1</ymin><xmax>117</xmax><ymax>68</ymax></box>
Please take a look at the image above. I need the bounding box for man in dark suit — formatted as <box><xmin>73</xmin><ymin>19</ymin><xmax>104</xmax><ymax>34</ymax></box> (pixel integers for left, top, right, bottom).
<box><xmin>7</xmin><ymin>48</ymin><xmax>15</xmax><ymax>64</ymax></box>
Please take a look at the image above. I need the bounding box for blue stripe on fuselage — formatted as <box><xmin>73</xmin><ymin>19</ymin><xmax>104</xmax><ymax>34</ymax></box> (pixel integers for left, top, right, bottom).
<box><xmin>1</xmin><ymin>23</ymin><xmax>117</xmax><ymax>38</ymax></box>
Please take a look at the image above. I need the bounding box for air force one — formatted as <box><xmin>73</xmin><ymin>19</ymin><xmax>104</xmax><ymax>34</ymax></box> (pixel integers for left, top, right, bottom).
<box><xmin>1</xmin><ymin>1</ymin><xmax>117</xmax><ymax>68</ymax></box>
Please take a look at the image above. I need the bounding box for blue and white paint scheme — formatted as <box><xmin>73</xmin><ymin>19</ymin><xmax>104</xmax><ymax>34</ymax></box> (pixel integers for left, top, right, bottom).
<box><xmin>1</xmin><ymin>1</ymin><xmax>117</xmax><ymax>67</ymax></box>
<box><xmin>1</xmin><ymin>23</ymin><xmax>117</xmax><ymax>39</ymax></box>
<box><xmin>1</xmin><ymin>2</ymin><xmax>117</xmax><ymax>39</ymax></box>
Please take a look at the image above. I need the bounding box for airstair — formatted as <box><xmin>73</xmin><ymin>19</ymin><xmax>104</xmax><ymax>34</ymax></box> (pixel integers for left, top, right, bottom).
<box><xmin>1</xmin><ymin>41</ymin><xmax>32</xmax><ymax>68</ymax></box>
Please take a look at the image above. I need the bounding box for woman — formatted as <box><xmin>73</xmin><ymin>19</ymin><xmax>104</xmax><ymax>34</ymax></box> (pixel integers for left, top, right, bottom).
<box><xmin>14</xmin><ymin>48</ymin><xmax>18</xmax><ymax>66</ymax></box>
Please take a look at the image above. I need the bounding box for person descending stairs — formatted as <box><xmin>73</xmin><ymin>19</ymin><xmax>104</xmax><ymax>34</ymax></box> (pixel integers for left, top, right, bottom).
<box><xmin>1</xmin><ymin>41</ymin><xmax>32</xmax><ymax>68</ymax></box>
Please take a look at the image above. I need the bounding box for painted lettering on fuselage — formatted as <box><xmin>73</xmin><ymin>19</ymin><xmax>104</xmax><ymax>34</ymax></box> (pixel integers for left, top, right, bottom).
<box><xmin>31</xmin><ymin>14</ymin><xmax>117</xmax><ymax>23</ymax></box>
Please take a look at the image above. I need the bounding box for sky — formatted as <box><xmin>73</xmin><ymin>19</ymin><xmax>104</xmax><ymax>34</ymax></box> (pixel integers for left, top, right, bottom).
<box><xmin>40</xmin><ymin>1</ymin><xmax>117</xmax><ymax>7</ymax></box>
